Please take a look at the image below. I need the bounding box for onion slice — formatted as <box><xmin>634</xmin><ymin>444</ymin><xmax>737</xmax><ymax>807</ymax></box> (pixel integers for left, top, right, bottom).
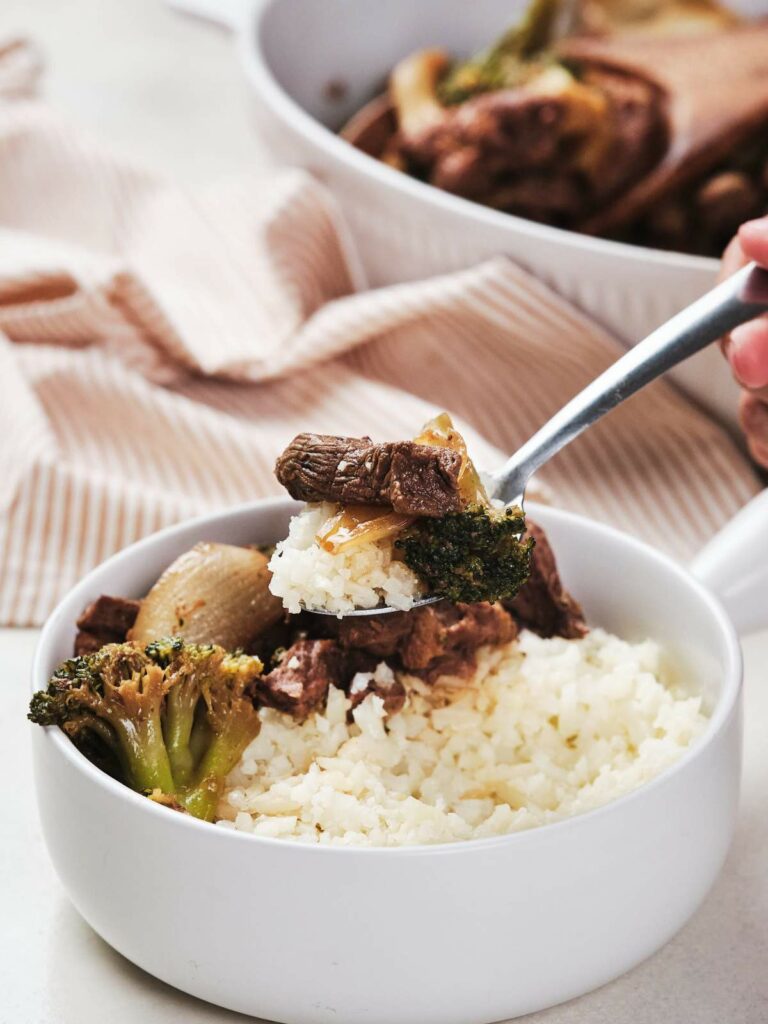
<box><xmin>129</xmin><ymin>542</ymin><xmax>283</xmax><ymax>650</ymax></box>
<box><xmin>390</xmin><ymin>49</ymin><xmax>450</xmax><ymax>136</ymax></box>
<box><xmin>316</xmin><ymin>504</ymin><xmax>414</xmax><ymax>554</ymax></box>
<box><xmin>414</xmin><ymin>412</ymin><xmax>489</xmax><ymax>506</ymax></box>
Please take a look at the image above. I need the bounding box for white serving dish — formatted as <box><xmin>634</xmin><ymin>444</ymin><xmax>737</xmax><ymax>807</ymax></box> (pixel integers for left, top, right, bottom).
<box><xmin>171</xmin><ymin>0</ymin><xmax>768</xmax><ymax>427</ymax></box>
<box><xmin>31</xmin><ymin>491</ymin><xmax>768</xmax><ymax>1023</ymax></box>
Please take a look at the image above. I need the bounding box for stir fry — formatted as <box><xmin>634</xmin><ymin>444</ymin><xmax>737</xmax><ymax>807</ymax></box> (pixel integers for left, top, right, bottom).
<box><xmin>341</xmin><ymin>0</ymin><xmax>768</xmax><ymax>257</ymax></box>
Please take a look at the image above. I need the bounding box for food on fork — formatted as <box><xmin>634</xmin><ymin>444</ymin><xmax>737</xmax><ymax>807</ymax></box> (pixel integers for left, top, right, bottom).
<box><xmin>269</xmin><ymin>414</ymin><xmax>533</xmax><ymax>613</ymax></box>
<box><xmin>275</xmin><ymin>432</ymin><xmax>464</xmax><ymax>515</ymax></box>
<box><xmin>341</xmin><ymin>0</ymin><xmax>768</xmax><ymax>257</ymax></box>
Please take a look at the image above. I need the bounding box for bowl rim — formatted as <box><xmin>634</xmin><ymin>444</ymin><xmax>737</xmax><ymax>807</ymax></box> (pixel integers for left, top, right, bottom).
<box><xmin>241</xmin><ymin>0</ymin><xmax>720</xmax><ymax>275</ymax></box>
<box><xmin>32</xmin><ymin>497</ymin><xmax>743</xmax><ymax>857</ymax></box>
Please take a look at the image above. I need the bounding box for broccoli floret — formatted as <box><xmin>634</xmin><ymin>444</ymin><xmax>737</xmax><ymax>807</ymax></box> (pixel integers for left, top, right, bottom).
<box><xmin>396</xmin><ymin>504</ymin><xmax>534</xmax><ymax>604</ymax></box>
<box><xmin>180</xmin><ymin>649</ymin><xmax>264</xmax><ymax>821</ymax></box>
<box><xmin>146</xmin><ymin>637</ymin><xmax>215</xmax><ymax>787</ymax></box>
<box><xmin>30</xmin><ymin>644</ymin><xmax>176</xmax><ymax>794</ymax></box>
<box><xmin>28</xmin><ymin>639</ymin><xmax>263</xmax><ymax>822</ymax></box>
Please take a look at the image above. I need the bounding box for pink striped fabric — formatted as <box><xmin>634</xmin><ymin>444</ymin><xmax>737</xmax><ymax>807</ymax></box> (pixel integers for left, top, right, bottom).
<box><xmin>0</xmin><ymin>43</ymin><xmax>759</xmax><ymax>625</ymax></box>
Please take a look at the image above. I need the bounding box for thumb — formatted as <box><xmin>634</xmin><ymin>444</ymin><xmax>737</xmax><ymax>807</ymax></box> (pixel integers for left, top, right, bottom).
<box><xmin>737</xmin><ymin>218</ymin><xmax>768</xmax><ymax>267</ymax></box>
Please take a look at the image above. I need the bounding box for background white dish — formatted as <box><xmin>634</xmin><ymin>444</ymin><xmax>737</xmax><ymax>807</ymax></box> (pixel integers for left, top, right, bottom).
<box><xmin>178</xmin><ymin>0</ymin><xmax>768</xmax><ymax>428</ymax></box>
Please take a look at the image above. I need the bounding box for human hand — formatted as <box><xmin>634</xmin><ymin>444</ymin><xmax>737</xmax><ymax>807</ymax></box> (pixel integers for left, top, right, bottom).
<box><xmin>721</xmin><ymin>217</ymin><xmax>768</xmax><ymax>468</ymax></box>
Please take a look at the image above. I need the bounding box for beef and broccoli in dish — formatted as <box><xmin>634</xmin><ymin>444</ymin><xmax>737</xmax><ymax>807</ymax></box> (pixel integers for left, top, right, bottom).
<box><xmin>341</xmin><ymin>0</ymin><xmax>768</xmax><ymax>257</ymax></box>
<box><xmin>30</xmin><ymin>415</ymin><xmax>707</xmax><ymax>846</ymax></box>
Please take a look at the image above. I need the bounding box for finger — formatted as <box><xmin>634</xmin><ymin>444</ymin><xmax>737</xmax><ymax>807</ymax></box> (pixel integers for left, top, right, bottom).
<box><xmin>739</xmin><ymin>391</ymin><xmax>768</xmax><ymax>468</ymax></box>
<box><xmin>719</xmin><ymin>233</ymin><xmax>748</xmax><ymax>283</ymax></box>
<box><xmin>728</xmin><ymin>317</ymin><xmax>768</xmax><ymax>395</ymax></box>
<box><xmin>719</xmin><ymin>235</ymin><xmax>751</xmax><ymax>357</ymax></box>
<box><xmin>738</xmin><ymin>217</ymin><xmax>768</xmax><ymax>267</ymax></box>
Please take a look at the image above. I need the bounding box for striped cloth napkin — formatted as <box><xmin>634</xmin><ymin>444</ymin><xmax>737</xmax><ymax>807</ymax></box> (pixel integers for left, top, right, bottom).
<box><xmin>0</xmin><ymin>40</ymin><xmax>759</xmax><ymax>626</ymax></box>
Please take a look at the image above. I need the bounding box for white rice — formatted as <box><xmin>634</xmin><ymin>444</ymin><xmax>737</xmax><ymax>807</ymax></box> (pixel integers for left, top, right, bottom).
<box><xmin>217</xmin><ymin>629</ymin><xmax>707</xmax><ymax>847</ymax></box>
<box><xmin>268</xmin><ymin>503</ymin><xmax>423</xmax><ymax>615</ymax></box>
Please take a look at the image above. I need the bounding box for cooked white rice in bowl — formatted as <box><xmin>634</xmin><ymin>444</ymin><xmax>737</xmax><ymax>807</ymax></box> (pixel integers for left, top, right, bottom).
<box><xmin>217</xmin><ymin>629</ymin><xmax>707</xmax><ymax>847</ymax></box>
<box><xmin>268</xmin><ymin>502</ymin><xmax>423</xmax><ymax>615</ymax></box>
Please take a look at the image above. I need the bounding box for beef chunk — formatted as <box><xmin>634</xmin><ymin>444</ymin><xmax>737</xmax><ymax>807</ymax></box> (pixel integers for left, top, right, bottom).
<box><xmin>74</xmin><ymin>631</ymin><xmax>108</xmax><ymax>657</ymax></box>
<box><xmin>577</xmin><ymin>65</ymin><xmax>668</xmax><ymax>211</ymax></box>
<box><xmin>74</xmin><ymin>595</ymin><xmax>141</xmax><ymax>656</ymax></box>
<box><xmin>334</xmin><ymin>614</ymin><xmax>411</xmax><ymax>660</ymax></box>
<box><xmin>348</xmin><ymin>665</ymin><xmax>407</xmax><ymax>717</ymax></box>
<box><xmin>77</xmin><ymin>594</ymin><xmax>140</xmax><ymax>636</ymax></box>
<box><xmin>330</xmin><ymin>600</ymin><xmax>516</xmax><ymax>682</ymax></box>
<box><xmin>408</xmin><ymin>602</ymin><xmax>517</xmax><ymax>681</ymax></box>
<box><xmin>397</xmin><ymin>92</ymin><xmax>586</xmax><ymax>223</ymax></box>
<box><xmin>394</xmin><ymin>69</ymin><xmax>665</xmax><ymax>227</ymax></box>
<box><xmin>275</xmin><ymin>433</ymin><xmax>463</xmax><ymax>517</ymax></box>
<box><xmin>253</xmin><ymin>632</ymin><xmax>404</xmax><ymax>720</ymax></box>
<box><xmin>254</xmin><ymin>639</ymin><xmax>343</xmax><ymax>719</ymax></box>
<box><xmin>506</xmin><ymin>522</ymin><xmax>587</xmax><ymax>639</ymax></box>
<box><xmin>400</xmin><ymin>605</ymin><xmax>448</xmax><ymax>669</ymax></box>
<box><xmin>420</xmin><ymin>602</ymin><xmax>516</xmax><ymax>667</ymax></box>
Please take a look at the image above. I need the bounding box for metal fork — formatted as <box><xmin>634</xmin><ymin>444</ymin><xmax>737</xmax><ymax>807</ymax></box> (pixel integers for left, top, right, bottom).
<box><xmin>312</xmin><ymin>262</ymin><xmax>768</xmax><ymax>616</ymax></box>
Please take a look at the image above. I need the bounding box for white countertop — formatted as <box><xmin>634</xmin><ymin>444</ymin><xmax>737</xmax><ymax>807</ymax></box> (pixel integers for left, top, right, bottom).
<box><xmin>1</xmin><ymin>1</ymin><xmax>767</xmax><ymax>1021</ymax></box>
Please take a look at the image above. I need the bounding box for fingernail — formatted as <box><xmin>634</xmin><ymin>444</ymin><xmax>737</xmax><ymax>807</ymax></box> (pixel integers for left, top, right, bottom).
<box><xmin>729</xmin><ymin>320</ymin><xmax>768</xmax><ymax>389</ymax></box>
<box><xmin>738</xmin><ymin>218</ymin><xmax>768</xmax><ymax>243</ymax></box>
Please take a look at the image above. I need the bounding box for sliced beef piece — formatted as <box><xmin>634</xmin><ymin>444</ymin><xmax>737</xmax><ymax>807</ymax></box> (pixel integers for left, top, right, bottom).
<box><xmin>348</xmin><ymin>668</ymin><xmax>407</xmax><ymax>717</ymax></box>
<box><xmin>77</xmin><ymin>595</ymin><xmax>140</xmax><ymax>636</ymax></box>
<box><xmin>254</xmin><ymin>639</ymin><xmax>344</xmax><ymax>719</ymax></box>
<box><xmin>397</xmin><ymin>91</ymin><xmax>588</xmax><ymax>223</ymax></box>
<box><xmin>395</xmin><ymin>69</ymin><xmax>665</xmax><ymax>227</ymax></box>
<box><xmin>74</xmin><ymin>595</ymin><xmax>141</xmax><ymax>656</ymax></box>
<box><xmin>402</xmin><ymin>603</ymin><xmax>454</xmax><ymax>669</ymax></box>
<box><xmin>577</xmin><ymin>65</ymin><xmax>668</xmax><ymax>211</ymax></box>
<box><xmin>408</xmin><ymin>602</ymin><xmax>517</xmax><ymax>681</ymax></box>
<box><xmin>423</xmin><ymin>601</ymin><xmax>517</xmax><ymax>665</ymax></box>
<box><xmin>275</xmin><ymin>433</ymin><xmax>463</xmax><ymax>517</ymax></box>
<box><xmin>330</xmin><ymin>600</ymin><xmax>516</xmax><ymax>682</ymax></box>
<box><xmin>253</xmin><ymin>628</ymin><xmax>403</xmax><ymax>719</ymax></box>
<box><xmin>334</xmin><ymin>613</ymin><xmax>411</xmax><ymax>660</ymax></box>
<box><xmin>74</xmin><ymin>632</ymin><xmax>109</xmax><ymax>657</ymax></box>
<box><xmin>506</xmin><ymin>522</ymin><xmax>587</xmax><ymax>639</ymax></box>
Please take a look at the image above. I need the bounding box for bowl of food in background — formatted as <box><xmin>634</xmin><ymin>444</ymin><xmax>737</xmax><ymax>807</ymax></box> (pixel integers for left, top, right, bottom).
<box><xmin>174</xmin><ymin>0</ymin><xmax>768</xmax><ymax>428</ymax></box>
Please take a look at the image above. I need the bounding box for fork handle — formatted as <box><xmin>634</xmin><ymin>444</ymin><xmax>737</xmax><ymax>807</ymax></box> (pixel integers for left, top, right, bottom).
<box><xmin>492</xmin><ymin>262</ymin><xmax>768</xmax><ymax>505</ymax></box>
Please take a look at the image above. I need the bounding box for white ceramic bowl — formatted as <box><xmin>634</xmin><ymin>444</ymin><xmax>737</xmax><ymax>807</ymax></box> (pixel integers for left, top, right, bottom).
<box><xmin>31</xmin><ymin>495</ymin><xmax>767</xmax><ymax>1023</ymax></box>
<box><xmin>173</xmin><ymin>0</ymin><xmax>768</xmax><ymax>427</ymax></box>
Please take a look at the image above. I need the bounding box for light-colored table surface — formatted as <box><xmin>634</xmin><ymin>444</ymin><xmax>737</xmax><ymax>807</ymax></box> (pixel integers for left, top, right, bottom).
<box><xmin>1</xmin><ymin>2</ymin><xmax>767</xmax><ymax>1022</ymax></box>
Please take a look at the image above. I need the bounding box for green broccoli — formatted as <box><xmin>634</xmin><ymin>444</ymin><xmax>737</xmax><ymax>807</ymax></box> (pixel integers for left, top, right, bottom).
<box><xmin>28</xmin><ymin>638</ymin><xmax>263</xmax><ymax>822</ymax></box>
<box><xmin>396</xmin><ymin>503</ymin><xmax>534</xmax><ymax>605</ymax></box>
<box><xmin>438</xmin><ymin>0</ymin><xmax>562</xmax><ymax>105</ymax></box>
<box><xmin>175</xmin><ymin>646</ymin><xmax>265</xmax><ymax>821</ymax></box>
